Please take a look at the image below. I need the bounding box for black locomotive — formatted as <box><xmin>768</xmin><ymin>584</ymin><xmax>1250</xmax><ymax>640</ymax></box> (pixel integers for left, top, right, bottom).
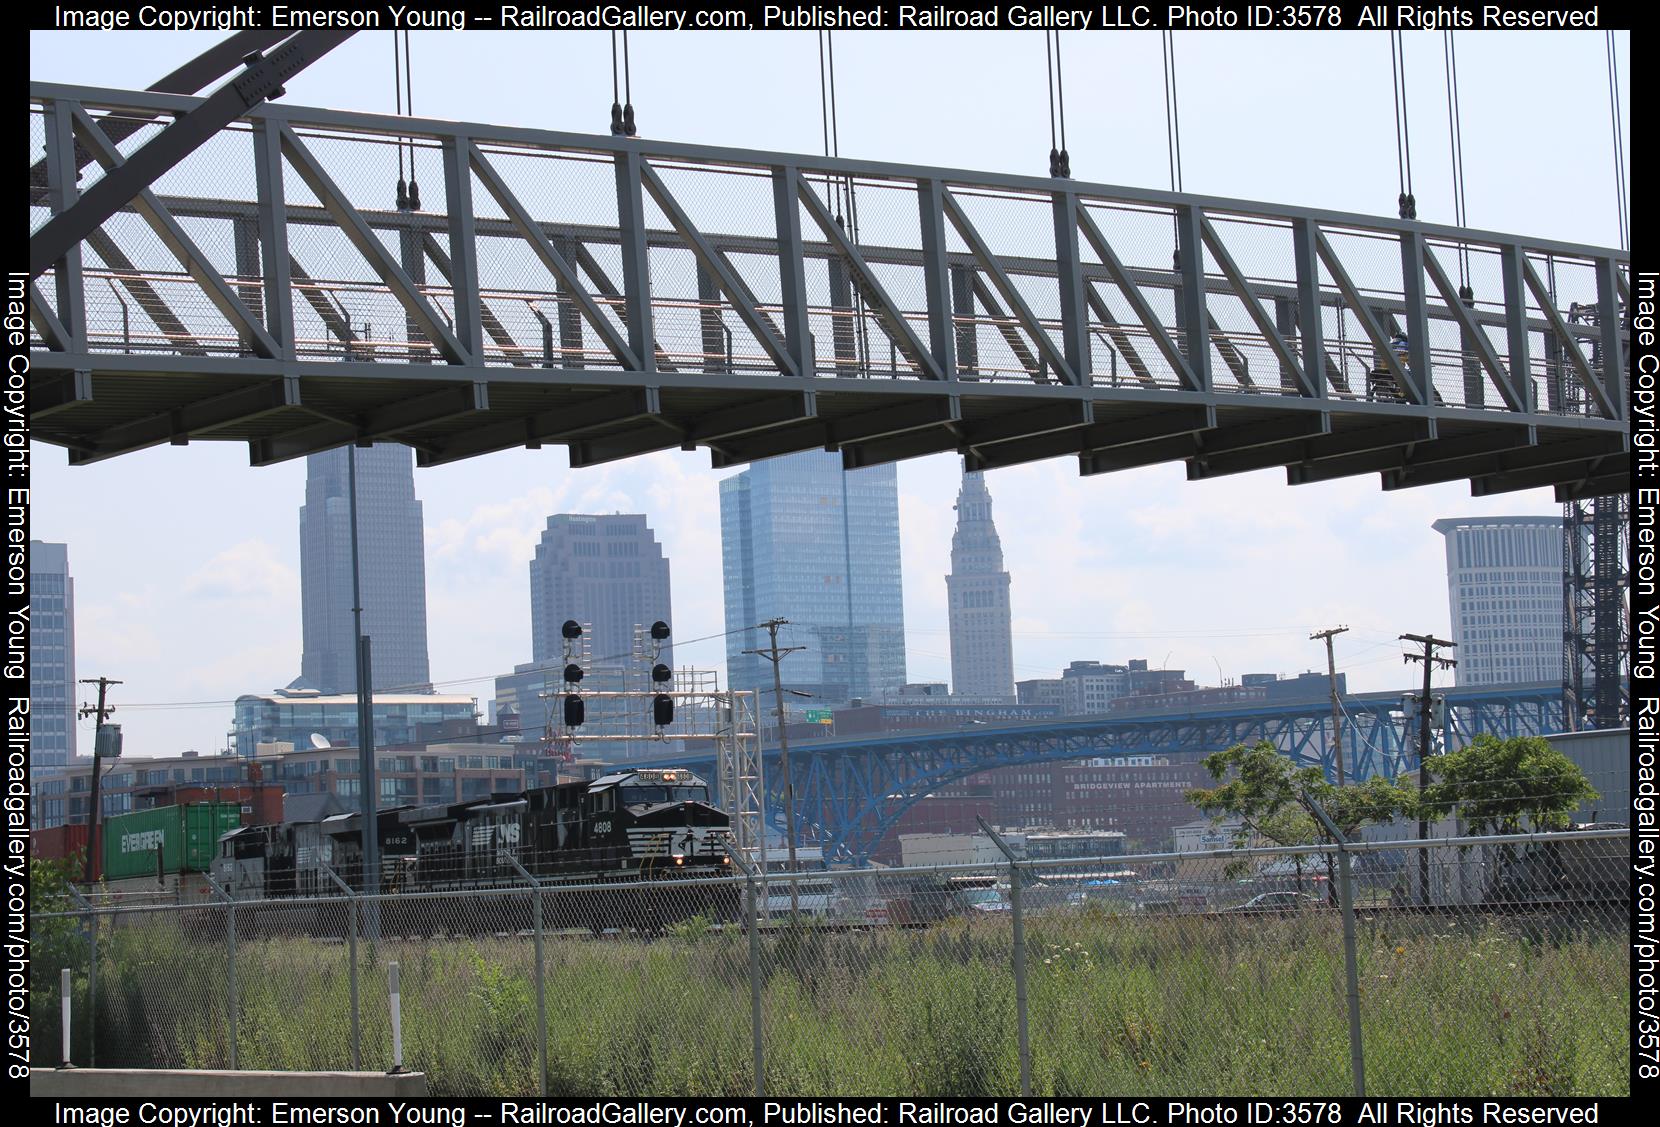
<box><xmin>213</xmin><ymin>768</ymin><xmax>739</xmax><ymax>932</ymax></box>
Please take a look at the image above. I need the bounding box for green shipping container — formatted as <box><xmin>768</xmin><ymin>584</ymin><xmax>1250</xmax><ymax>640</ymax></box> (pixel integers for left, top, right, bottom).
<box><xmin>101</xmin><ymin>803</ymin><xmax>243</xmax><ymax>882</ymax></box>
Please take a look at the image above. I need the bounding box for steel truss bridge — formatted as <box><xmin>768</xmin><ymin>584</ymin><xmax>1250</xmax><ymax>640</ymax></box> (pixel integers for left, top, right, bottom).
<box><xmin>643</xmin><ymin>681</ymin><xmax>1567</xmax><ymax>863</ymax></box>
<box><xmin>29</xmin><ymin>77</ymin><xmax>1628</xmax><ymax>495</ymax></box>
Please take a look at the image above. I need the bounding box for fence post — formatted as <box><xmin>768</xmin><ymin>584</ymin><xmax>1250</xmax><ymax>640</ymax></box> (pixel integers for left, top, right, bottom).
<box><xmin>321</xmin><ymin>862</ymin><xmax>361</xmax><ymax>1070</ymax></box>
<box><xmin>203</xmin><ymin>873</ymin><xmax>237</xmax><ymax>1070</ymax></box>
<box><xmin>1305</xmin><ymin>795</ymin><xmax>1366</xmax><ymax>1097</ymax></box>
<box><xmin>727</xmin><ymin>849</ymin><xmax>766</xmax><ymax>1096</ymax></box>
<box><xmin>59</xmin><ymin>967</ymin><xmax>72</xmax><ymax>1067</ymax></box>
<box><xmin>66</xmin><ymin>887</ymin><xmax>96</xmax><ymax>1068</ymax></box>
<box><xmin>978</xmin><ymin>818</ymin><xmax>1031</xmax><ymax>1096</ymax></box>
<box><xmin>507</xmin><ymin>856</ymin><xmax>548</xmax><ymax>1097</ymax></box>
<box><xmin>388</xmin><ymin>961</ymin><xmax>405</xmax><ymax>1073</ymax></box>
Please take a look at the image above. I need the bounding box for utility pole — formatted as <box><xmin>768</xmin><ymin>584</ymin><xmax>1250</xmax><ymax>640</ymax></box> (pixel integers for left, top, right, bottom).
<box><xmin>347</xmin><ymin>444</ymin><xmax>379</xmax><ymax>911</ymax></box>
<box><xmin>78</xmin><ymin>677</ymin><xmax>122</xmax><ymax>884</ymax></box>
<box><xmin>744</xmin><ymin>618</ymin><xmax>805</xmax><ymax>920</ymax></box>
<box><xmin>1310</xmin><ymin>626</ymin><xmax>1350</xmax><ymax>786</ymax></box>
<box><xmin>1400</xmin><ymin>633</ymin><xmax>1455</xmax><ymax>905</ymax></box>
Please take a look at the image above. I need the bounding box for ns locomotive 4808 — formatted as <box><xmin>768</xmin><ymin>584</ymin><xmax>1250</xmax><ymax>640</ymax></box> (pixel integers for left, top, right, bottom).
<box><xmin>214</xmin><ymin>768</ymin><xmax>739</xmax><ymax>932</ymax></box>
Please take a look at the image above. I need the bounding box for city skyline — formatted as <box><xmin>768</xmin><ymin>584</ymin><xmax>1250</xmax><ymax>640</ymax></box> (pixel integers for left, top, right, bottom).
<box><xmin>27</xmin><ymin>28</ymin><xmax>1621</xmax><ymax>756</ymax></box>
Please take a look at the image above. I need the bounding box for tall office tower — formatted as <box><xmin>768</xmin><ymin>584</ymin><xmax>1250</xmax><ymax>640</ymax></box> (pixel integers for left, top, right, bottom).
<box><xmin>529</xmin><ymin>514</ymin><xmax>673</xmax><ymax>667</ymax></box>
<box><xmin>946</xmin><ymin>471</ymin><xmax>1015</xmax><ymax>701</ymax></box>
<box><xmin>721</xmin><ymin>451</ymin><xmax>906</xmax><ymax>704</ymax></box>
<box><xmin>29</xmin><ymin>541</ymin><xmax>77</xmax><ymax>776</ymax></box>
<box><xmin>1433</xmin><ymin>516</ymin><xmax>1565</xmax><ymax>687</ymax></box>
<box><xmin>297</xmin><ymin>444</ymin><xmax>431</xmax><ymax>695</ymax></box>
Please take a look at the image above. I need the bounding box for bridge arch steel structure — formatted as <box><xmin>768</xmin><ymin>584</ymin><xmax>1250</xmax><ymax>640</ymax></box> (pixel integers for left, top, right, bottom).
<box><xmin>642</xmin><ymin>681</ymin><xmax>1565</xmax><ymax>862</ymax></box>
<box><xmin>29</xmin><ymin>82</ymin><xmax>1627</xmax><ymax>496</ymax></box>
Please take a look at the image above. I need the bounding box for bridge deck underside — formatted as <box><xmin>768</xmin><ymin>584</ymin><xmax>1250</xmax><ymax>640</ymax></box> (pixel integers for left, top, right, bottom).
<box><xmin>29</xmin><ymin>84</ymin><xmax>1628</xmax><ymax>497</ymax></box>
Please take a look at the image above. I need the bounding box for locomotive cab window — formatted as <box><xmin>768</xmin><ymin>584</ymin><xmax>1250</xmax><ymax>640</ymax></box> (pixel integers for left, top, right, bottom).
<box><xmin>620</xmin><ymin>785</ymin><xmax>708</xmax><ymax>806</ymax></box>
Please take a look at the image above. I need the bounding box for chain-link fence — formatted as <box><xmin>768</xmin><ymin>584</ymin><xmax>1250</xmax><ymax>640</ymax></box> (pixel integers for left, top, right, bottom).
<box><xmin>33</xmin><ymin>827</ymin><xmax>1629</xmax><ymax>1097</ymax></box>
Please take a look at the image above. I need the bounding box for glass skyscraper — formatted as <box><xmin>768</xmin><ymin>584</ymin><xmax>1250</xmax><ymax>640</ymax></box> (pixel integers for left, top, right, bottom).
<box><xmin>529</xmin><ymin>514</ymin><xmax>673</xmax><ymax>668</ymax></box>
<box><xmin>29</xmin><ymin>541</ymin><xmax>76</xmax><ymax>778</ymax></box>
<box><xmin>1433</xmin><ymin>515</ymin><xmax>1564</xmax><ymax>687</ymax></box>
<box><xmin>297</xmin><ymin>443</ymin><xmax>431</xmax><ymax>695</ymax></box>
<box><xmin>721</xmin><ymin>451</ymin><xmax>906</xmax><ymax>704</ymax></box>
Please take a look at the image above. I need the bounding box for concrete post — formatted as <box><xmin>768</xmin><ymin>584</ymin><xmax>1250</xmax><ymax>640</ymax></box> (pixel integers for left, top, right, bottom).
<box><xmin>60</xmin><ymin>967</ymin><xmax>71</xmax><ymax>1067</ymax></box>
<box><xmin>388</xmin><ymin>962</ymin><xmax>404</xmax><ymax>1073</ymax></box>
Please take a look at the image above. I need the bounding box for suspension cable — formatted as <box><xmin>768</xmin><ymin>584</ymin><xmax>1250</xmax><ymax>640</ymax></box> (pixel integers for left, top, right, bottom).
<box><xmin>392</xmin><ymin>33</ymin><xmax>407</xmax><ymax>210</ymax></box>
<box><xmin>1605</xmin><ymin>32</ymin><xmax>1629</xmax><ymax>252</ymax></box>
<box><xmin>1161</xmin><ymin>31</ymin><xmax>1184</xmax><ymax>195</ymax></box>
<box><xmin>1442</xmin><ymin>31</ymin><xmax>1469</xmax><ymax>292</ymax></box>
<box><xmin>403</xmin><ymin>30</ymin><xmax>420</xmax><ymax>210</ymax></box>
<box><xmin>1042</xmin><ymin>32</ymin><xmax>1071</xmax><ymax>178</ymax></box>
<box><xmin>1390</xmin><ymin>31</ymin><xmax>1416</xmax><ymax>220</ymax></box>
<box><xmin>622</xmin><ymin>31</ymin><xmax>636</xmax><ymax>136</ymax></box>
<box><xmin>609</xmin><ymin>32</ymin><xmax>636</xmax><ymax>136</ymax></box>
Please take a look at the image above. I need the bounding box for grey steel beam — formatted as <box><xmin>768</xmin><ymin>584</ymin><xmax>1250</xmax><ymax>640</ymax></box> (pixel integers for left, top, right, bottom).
<box><xmin>286</xmin><ymin>254</ymin><xmax>357</xmax><ymax>350</ymax></box>
<box><xmin>1397</xmin><ymin>231</ymin><xmax>1434</xmax><ymax>405</ymax></box>
<box><xmin>1498</xmin><ymin>246</ymin><xmax>1532</xmax><ymax>412</ymax></box>
<box><xmin>42</xmin><ymin>100</ymin><xmax>86</xmax><ymax>352</ymax></box>
<box><xmin>842</xmin><ymin>426</ymin><xmax>964</xmax><ymax>469</ymax></box>
<box><xmin>70</xmin><ymin>102</ymin><xmax>279</xmax><ymax>360</ymax></box>
<box><xmin>917</xmin><ymin>179</ymin><xmax>957</xmax><ymax>380</ymax></box>
<box><xmin>1471</xmin><ymin>452</ymin><xmax>1629</xmax><ymax>497</ymax></box>
<box><xmin>415</xmin><ymin>386</ymin><xmax>661</xmax><ymax>466</ymax></box>
<box><xmin>1419</xmin><ymin>244</ymin><xmax>1523</xmax><ymax>412</ymax></box>
<box><xmin>1081</xmin><ymin>432</ymin><xmax>1205</xmax><ymax>476</ymax></box>
<box><xmin>1289</xmin><ymin>426</ymin><xmax>1536</xmax><ymax>485</ymax></box>
<box><xmin>772</xmin><ymin>166</ymin><xmax>813</xmax><ymax>377</ymax></box>
<box><xmin>569</xmin><ymin>419</ymin><xmax>687</xmax><ymax>468</ymax></box>
<box><xmin>707</xmin><ymin>420</ymin><xmax>829</xmax><ymax>466</ymax></box>
<box><xmin>248</xmin><ymin>382</ymin><xmax>488</xmax><ymax>465</ymax></box>
<box><xmin>612</xmin><ymin>151</ymin><xmax>656</xmax><ymax>373</ymax></box>
<box><xmin>27</xmin><ymin>282</ymin><xmax>71</xmax><ymax>353</ymax></box>
<box><xmin>966</xmin><ymin>400</ymin><xmax>1094</xmax><ymax>448</ymax></box>
<box><xmin>1200</xmin><ymin>218</ymin><xmax>1316</xmax><ymax>397</ymax></box>
<box><xmin>640</xmin><ymin>161</ymin><xmax>797</xmax><ymax>377</ymax></box>
<box><xmin>1052</xmin><ymin>192</ymin><xmax>1091</xmax><ymax>386</ymax></box>
<box><xmin>1556</xmin><ymin>473</ymin><xmax>1629</xmax><ymax>502</ymax></box>
<box><xmin>1173</xmin><ymin>206</ymin><xmax>1211</xmax><ymax>393</ymax></box>
<box><xmin>970</xmin><ymin>276</ymin><xmax>1040</xmax><ymax>378</ymax></box>
<box><xmin>252</xmin><ymin>120</ymin><xmax>293</xmax><ymax>356</ymax></box>
<box><xmin>441</xmin><ymin>136</ymin><xmax>483</xmax><ymax>362</ymax></box>
<box><xmin>968</xmin><ymin>405</ymin><xmax>1217</xmax><ymax>472</ymax></box>
<box><xmin>1291</xmin><ymin>220</ymin><xmax>1335</xmax><ymax>394</ymax></box>
<box><xmin>941</xmin><ymin>188</ymin><xmax>1075</xmax><ymax>385</ymax></box>
<box><xmin>69</xmin><ymin>376</ymin><xmax>300</xmax><ymax>464</ymax></box>
<box><xmin>797</xmin><ymin>179</ymin><xmax>944</xmax><ymax>380</ymax></box>
<box><xmin>1595</xmin><ymin>257</ymin><xmax>1626</xmax><ymax>418</ymax></box>
<box><xmin>1518</xmin><ymin>256</ymin><xmax>1614</xmax><ymax>420</ymax></box>
<box><xmin>1083</xmin><ymin>291</ymin><xmax>1157</xmax><ymax>389</ymax></box>
<box><xmin>1187</xmin><ymin>419</ymin><xmax>1434</xmax><ymax>480</ymax></box>
<box><xmin>1184</xmin><ymin>414</ymin><xmax>1332</xmax><ymax>479</ymax></box>
<box><xmin>277</xmin><ymin>124</ymin><xmax>465</xmax><ymax>364</ymax></box>
<box><xmin>1206</xmin><ymin>314</ymin><xmax>1255</xmax><ymax>390</ymax></box>
<box><xmin>952</xmin><ymin>265</ymin><xmax>978</xmax><ymax>375</ymax></box>
<box><xmin>684</xmin><ymin>391</ymin><xmax>818</xmax><ymax>444</ymax></box>
<box><xmin>1384</xmin><ymin>434</ymin><xmax>1626</xmax><ymax>491</ymax></box>
<box><xmin>29</xmin><ymin>370</ymin><xmax>93</xmax><ymax>418</ymax></box>
<box><xmin>1075</xmin><ymin>207</ymin><xmax>1195</xmax><ymax>389</ymax></box>
<box><xmin>468</xmin><ymin>143</ymin><xmax>639</xmax><ymax>369</ymax></box>
<box><xmin>29</xmin><ymin>32</ymin><xmax>353</xmax><ymax>280</ymax></box>
<box><xmin>85</xmin><ymin>229</ymin><xmax>208</xmax><ymax>356</ymax></box>
<box><xmin>831</xmin><ymin>396</ymin><xmax>961</xmax><ymax>445</ymax></box>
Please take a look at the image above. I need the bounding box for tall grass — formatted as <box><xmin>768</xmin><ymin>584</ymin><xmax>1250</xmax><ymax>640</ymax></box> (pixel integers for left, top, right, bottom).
<box><xmin>38</xmin><ymin>907</ymin><xmax>1627</xmax><ymax>1096</ymax></box>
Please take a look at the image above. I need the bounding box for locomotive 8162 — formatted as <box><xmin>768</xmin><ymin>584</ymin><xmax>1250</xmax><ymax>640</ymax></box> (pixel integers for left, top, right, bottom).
<box><xmin>214</xmin><ymin>768</ymin><xmax>739</xmax><ymax>932</ymax></box>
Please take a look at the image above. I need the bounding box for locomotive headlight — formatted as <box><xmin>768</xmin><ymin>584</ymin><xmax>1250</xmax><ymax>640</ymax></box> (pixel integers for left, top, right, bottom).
<box><xmin>673</xmin><ymin>855</ymin><xmax>685</xmax><ymax>865</ymax></box>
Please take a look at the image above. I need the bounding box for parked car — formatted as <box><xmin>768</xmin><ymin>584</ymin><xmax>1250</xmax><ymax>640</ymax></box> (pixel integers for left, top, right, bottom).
<box><xmin>1224</xmin><ymin>891</ymin><xmax>1323</xmax><ymax>914</ymax></box>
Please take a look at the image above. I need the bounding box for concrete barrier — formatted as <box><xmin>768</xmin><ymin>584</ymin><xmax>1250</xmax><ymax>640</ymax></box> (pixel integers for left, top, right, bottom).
<box><xmin>31</xmin><ymin>1069</ymin><xmax>429</xmax><ymax>1098</ymax></box>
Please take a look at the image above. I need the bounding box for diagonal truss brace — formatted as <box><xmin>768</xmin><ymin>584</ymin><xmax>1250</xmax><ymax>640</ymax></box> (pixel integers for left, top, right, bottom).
<box><xmin>1200</xmin><ymin>218</ymin><xmax>1318</xmax><ymax>398</ymax></box>
<box><xmin>1075</xmin><ymin>206</ymin><xmax>1199</xmax><ymax>391</ymax></box>
<box><xmin>940</xmin><ymin>187</ymin><xmax>1078</xmax><ymax>385</ymax></box>
<box><xmin>1313</xmin><ymin>230</ymin><xmax>1420</xmax><ymax>404</ymax></box>
<box><xmin>1519</xmin><ymin>257</ymin><xmax>1617</xmax><ymax>421</ymax></box>
<box><xmin>639</xmin><ymin>161</ymin><xmax>798</xmax><ymax>377</ymax></box>
<box><xmin>797</xmin><ymin>179</ymin><xmax>944</xmax><ymax>380</ymax></box>
<box><xmin>70</xmin><ymin>105</ymin><xmax>280</xmax><ymax>359</ymax></box>
<box><xmin>465</xmin><ymin>142</ymin><xmax>641</xmax><ymax>371</ymax></box>
<box><xmin>276</xmin><ymin>123</ymin><xmax>467</xmax><ymax>365</ymax></box>
<box><xmin>1419</xmin><ymin>245</ymin><xmax>1527</xmax><ymax>412</ymax></box>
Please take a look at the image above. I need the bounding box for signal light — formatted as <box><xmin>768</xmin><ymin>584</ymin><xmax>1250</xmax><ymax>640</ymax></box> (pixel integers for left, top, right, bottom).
<box><xmin>653</xmin><ymin>694</ymin><xmax>674</xmax><ymax>727</ymax></box>
<box><xmin>564</xmin><ymin>664</ymin><xmax>584</xmax><ymax>684</ymax></box>
<box><xmin>651</xmin><ymin>663</ymin><xmax>672</xmax><ymax>685</ymax></box>
<box><xmin>564</xmin><ymin>694</ymin><xmax>585</xmax><ymax>728</ymax></box>
<box><xmin>650</xmin><ymin>620</ymin><xmax>671</xmax><ymax>641</ymax></box>
<box><xmin>561</xmin><ymin>620</ymin><xmax>583</xmax><ymax>640</ymax></box>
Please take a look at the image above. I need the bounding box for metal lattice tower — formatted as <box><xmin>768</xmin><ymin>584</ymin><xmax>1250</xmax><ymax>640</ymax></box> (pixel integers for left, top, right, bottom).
<box><xmin>1560</xmin><ymin>302</ymin><xmax>1630</xmax><ymax>730</ymax></box>
<box><xmin>714</xmin><ymin>690</ymin><xmax>766</xmax><ymax>871</ymax></box>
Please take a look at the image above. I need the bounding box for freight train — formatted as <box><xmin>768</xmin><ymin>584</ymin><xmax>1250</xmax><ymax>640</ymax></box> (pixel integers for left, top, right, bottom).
<box><xmin>212</xmin><ymin>768</ymin><xmax>740</xmax><ymax>932</ymax></box>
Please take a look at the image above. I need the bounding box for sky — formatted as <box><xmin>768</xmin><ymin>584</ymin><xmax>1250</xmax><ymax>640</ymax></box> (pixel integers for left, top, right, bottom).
<box><xmin>28</xmin><ymin>26</ymin><xmax>1630</xmax><ymax>758</ymax></box>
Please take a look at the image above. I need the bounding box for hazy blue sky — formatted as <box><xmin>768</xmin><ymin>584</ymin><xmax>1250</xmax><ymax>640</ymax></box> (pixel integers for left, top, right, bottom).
<box><xmin>29</xmin><ymin>27</ymin><xmax>1630</xmax><ymax>756</ymax></box>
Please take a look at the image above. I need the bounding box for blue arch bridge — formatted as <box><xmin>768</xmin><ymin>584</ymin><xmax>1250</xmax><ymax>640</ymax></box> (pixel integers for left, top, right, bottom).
<box><xmin>644</xmin><ymin>682</ymin><xmax>1564</xmax><ymax>863</ymax></box>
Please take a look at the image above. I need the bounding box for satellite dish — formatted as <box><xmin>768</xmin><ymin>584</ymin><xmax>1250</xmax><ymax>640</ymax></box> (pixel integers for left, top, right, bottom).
<box><xmin>309</xmin><ymin>733</ymin><xmax>332</xmax><ymax>749</ymax></box>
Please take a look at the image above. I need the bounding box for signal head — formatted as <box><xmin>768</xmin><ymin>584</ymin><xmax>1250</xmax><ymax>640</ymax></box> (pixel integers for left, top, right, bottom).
<box><xmin>652</xmin><ymin>694</ymin><xmax>675</xmax><ymax>727</ymax></box>
<box><xmin>563</xmin><ymin>664</ymin><xmax>584</xmax><ymax>684</ymax></box>
<box><xmin>563</xmin><ymin>695</ymin><xmax>585</xmax><ymax>728</ymax></box>
<box><xmin>651</xmin><ymin>663</ymin><xmax>672</xmax><ymax>684</ymax></box>
<box><xmin>561</xmin><ymin>620</ymin><xmax>584</xmax><ymax>640</ymax></box>
<box><xmin>650</xmin><ymin>620</ymin><xmax>671</xmax><ymax>641</ymax></box>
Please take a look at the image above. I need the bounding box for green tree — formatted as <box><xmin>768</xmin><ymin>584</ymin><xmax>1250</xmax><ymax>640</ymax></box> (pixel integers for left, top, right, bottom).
<box><xmin>1185</xmin><ymin>740</ymin><xmax>1415</xmax><ymax>893</ymax></box>
<box><xmin>1418</xmin><ymin>733</ymin><xmax>1598</xmax><ymax>835</ymax></box>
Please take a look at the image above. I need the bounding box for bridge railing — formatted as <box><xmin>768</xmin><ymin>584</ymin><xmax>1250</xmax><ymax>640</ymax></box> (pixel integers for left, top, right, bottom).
<box><xmin>30</xmin><ymin>83</ymin><xmax>1628</xmax><ymax>429</ymax></box>
<box><xmin>34</xmin><ymin>826</ymin><xmax>1629</xmax><ymax>1095</ymax></box>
